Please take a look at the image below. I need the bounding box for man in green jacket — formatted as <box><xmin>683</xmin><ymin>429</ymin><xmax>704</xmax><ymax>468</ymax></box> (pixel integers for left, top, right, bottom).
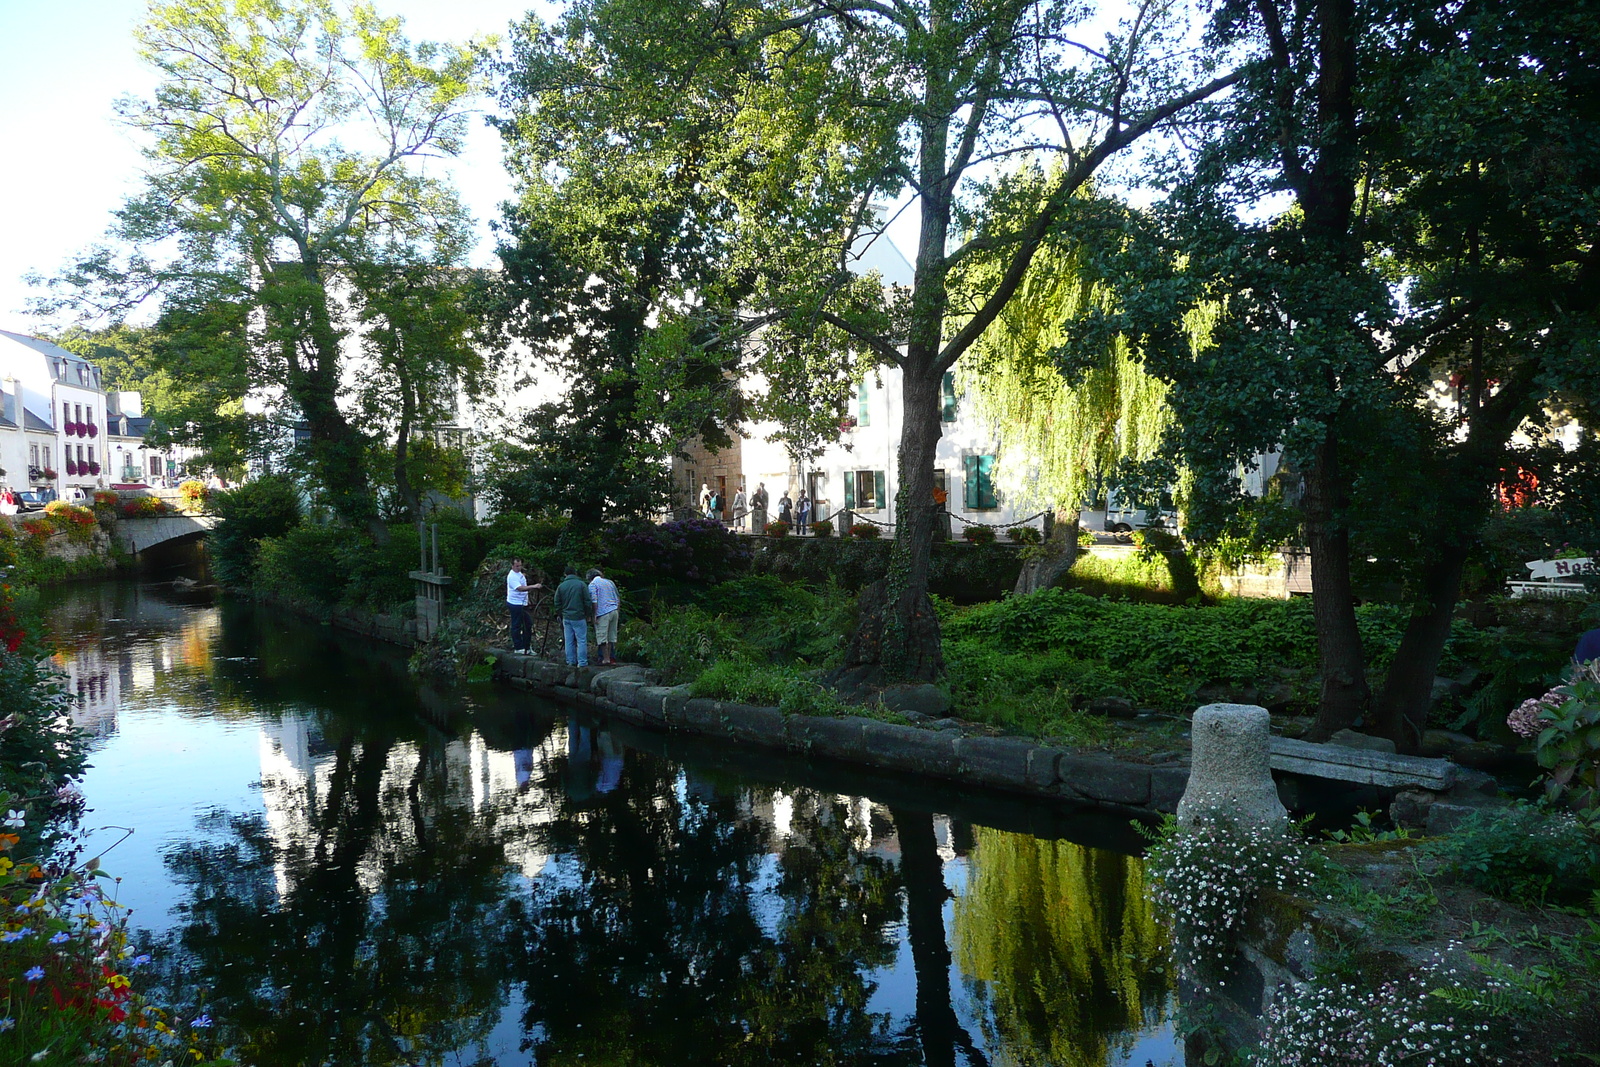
<box><xmin>555</xmin><ymin>564</ymin><xmax>593</xmax><ymax>667</ymax></box>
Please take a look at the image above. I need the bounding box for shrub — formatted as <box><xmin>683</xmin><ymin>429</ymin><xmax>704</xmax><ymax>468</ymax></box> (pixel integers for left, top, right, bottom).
<box><xmin>1512</xmin><ymin>660</ymin><xmax>1600</xmax><ymax>813</ymax></box>
<box><xmin>810</xmin><ymin>519</ymin><xmax>833</xmax><ymax>538</ymax></box>
<box><xmin>1255</xmin><ymin>954</ymin><xmax>1517</xmax><ymax>1067</ymax></box>
<box><xmin>0</xmin><ymin>796</ymin><xmax>230</xmax><ymax>1064</ymax></box>
<box><xmin>1427</xmin><ymin>803</ymin><xmax>1600</xmax><ymax>907</ymax></box>
<box><xmin>178</xmin><ymin>480</ymin><xmax>208</xmax><ymax>510</ymax></box>
<box><xmin>91</xmin><ymin>491</ymin><xmax>117</xmax><ymax>509</ymax></box>
<box><xmin>849</xmin><ymin>523</ymin><xmax>881</xmax><ymax>540</ymax></box>
<box><xmin>1006</xmin><ymin>525</ymin><xmax>1041</xmax><ymax>544</ymax></box>
<box><xmin>119</xmin><ymin>497</ymin><xmax>168</xmax><ymax>518</ymax></box>
<box><xmin>1142</xmin><ymin>812</ymin><xmax>1310</xmax><ymax>974</ymax></box>
<box><xmin>963</xmin><ymin>524</ymin><xmax>996</xmax><ymax>544</ymax></box>
<box><xmin>1077</xmin><ymin>527</ymin><xmax>1095</xmax><ymax>547</ymax></box>
<box><xmin>765</xmin><ymin>520</ymin><xmax>792</xmax><ymax>538</ymax></box>
<box><xmin>600</xmin><ymin>517</ymin><xmax>750</xmax><ymax>589</ymax></box>
<box><xmin>631</xmin><ymin>606</ymin><xmax>747</xmax><ymax>684</ymax></box>
<box><xmin>207</xmin><ymin>476</ymin><xmax>302</xmax><ymax>587</ymax></box>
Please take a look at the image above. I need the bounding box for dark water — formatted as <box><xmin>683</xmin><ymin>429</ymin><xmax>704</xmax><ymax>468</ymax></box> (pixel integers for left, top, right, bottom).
<box><xmin>44</xmin><ymin>579</ymin><xmax>1181</xmax><ymax>1067</ymax></box>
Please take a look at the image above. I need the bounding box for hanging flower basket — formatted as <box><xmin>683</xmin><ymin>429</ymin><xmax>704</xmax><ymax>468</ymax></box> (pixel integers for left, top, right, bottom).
<box><xmin>65</xmin><ymin>459</ymin><xmax>79</xmax><ymax>476</ymax></box>
<box><xmin>87</xmin><ymin>423</ymin><xmax>98</xmax><ymax>438</ymax></box>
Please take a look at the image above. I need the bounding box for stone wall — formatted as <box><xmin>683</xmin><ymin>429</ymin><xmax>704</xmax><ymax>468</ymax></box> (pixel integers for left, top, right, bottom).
<box><xmin>491</xmin><ymin>651</ymin><xmax>1193</xmax><ymax>815</ymax></box>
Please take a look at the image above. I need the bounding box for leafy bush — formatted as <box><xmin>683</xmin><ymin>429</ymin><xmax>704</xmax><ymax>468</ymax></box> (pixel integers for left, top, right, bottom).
<box><xmin>765</xmin><ymin>520</ymin><xmax>791</xmax><ymax>538</ymax></box>
<box><xmin>1142</xmin><ymin>812</ymin><xmax>1310</xmax><ymax>974</ymax></box>
<box><xmin>1509</xmin><ymin>661</ymin><xmax>1600</xmax><ymax>813</ymax></box>
<box><xmin>1077</xmin><ymin>527</ymin><xmax>1095</xmax><ymax>547</ymax></box>
<box><xmin>119</xmin><ymin>497</ymin><xmax>169</xmax><ymax>518</ymax></box>
<box><xmin>1006</xmin><ymin>525</ymin><xmax>1041</xmax><ymax>544</ymax></box>
<box><xmin>630</xmin><ymin>606</ymin><xmax>747</xmax><ymax>684</ymax></box>
<box><xmin>963</xmin><ymin>524</ymin><xmax>996</xmax><ymax>544</ymax></box>
<box><xmin>91</xmin><ymin>491</ymin><xmax>117</xmax><ymax>509</ymax></box>
<box><xmin>178</xmin><ymin>480</ymin><xmax>208</xmax><ymax>510</ymax></box>
<box><xmin>1428</xmin><ymin>804</ymin><xmax>1600</xmax><ymax>907</ymax></box>
<box><xmin>207</xmin><ymin>475</ymin><xmax>302</xmax><ymax>587</ymax></box>
<box><xmin>849</xmin><ymin>523</ymin><xmax>881</xmax><ymax>540</ymax></box>
<box><xmin>0</xmin><ymin>796</ymin><xmax>231</xmax><ymax>1065</ymax></box>
<box><xmin>689</xmin><ymin>658</ymin><xmax>850</xmax><ymax>716</ymax></box>
<box><xmin>1255</xmin><ymin>954</ymin><xmax>1517</xmax><ymax>1067</ymax></box>
<box><xmin>600</xmin><ymin>517</ymin><xmax>750</xmax><ymax>589</ymax></box>
<box><xmin>811</xmin><ymin>519</ymin><xmax>833</xmax><ymax>538</ymax></box>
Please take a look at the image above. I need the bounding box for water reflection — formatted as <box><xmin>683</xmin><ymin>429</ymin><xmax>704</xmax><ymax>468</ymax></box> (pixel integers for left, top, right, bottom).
<box><xmin>41</xmin><ymin>581</ymin><xmax>1179</xmax><ymax>1066</ymax></box>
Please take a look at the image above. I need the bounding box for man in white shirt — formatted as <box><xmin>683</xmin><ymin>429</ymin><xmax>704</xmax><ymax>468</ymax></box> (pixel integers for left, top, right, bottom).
<box><xmin>586</xmin><ymin>567</ymin><xmax>621</xmax><ymax>665</ymax></box>
<box><xmin>506</xmin><ymin>558</ymin><xmax>537</xmax><ymax>653</ymax></box>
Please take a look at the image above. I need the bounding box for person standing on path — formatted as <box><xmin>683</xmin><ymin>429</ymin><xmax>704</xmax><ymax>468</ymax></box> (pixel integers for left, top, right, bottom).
<box><xmin>777</xmin><ymin>491</ymin><xmax>793</xmax><ymax>525</ymax></box>
<box><xmin>795</xmin><ymin>491</ymin><xmax>812</xmax><ymax>535</ymax></box>
<box><xmin>699</xmin><ymin>482</ymin><xmax>712</xmax><ymax>518</ymax></box>
<box><xmin>505</xmin><ymin>558</ymin><xmax>537</xmax><ymax>654</ymax></box>
<box><xmin>587</xmin><ymin>567</ymin><xmax>621</xmax><ymax>665</ymax></box>
<box><xmin>732</xmin><ymin>485</ymin><xmax>748</xmax><ymax>530</ymax></box>
<box><xmin>554</xmin><ymin>564</ymin><xmax>593</xmax><ymax>667</ymax></box>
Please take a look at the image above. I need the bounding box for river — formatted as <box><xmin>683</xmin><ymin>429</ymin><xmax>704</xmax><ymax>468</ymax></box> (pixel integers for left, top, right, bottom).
<box><xmin>42</xmin><ymin>577</ymin><xmax>1181</xmax><ymax>1067</ymax></box>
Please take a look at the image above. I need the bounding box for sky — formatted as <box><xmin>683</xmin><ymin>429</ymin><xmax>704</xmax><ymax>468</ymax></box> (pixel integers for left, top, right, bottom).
<box><xmin>0</xmin><ymin>0</ymin><xmax>551</xmax><ymax>328</ymax></box>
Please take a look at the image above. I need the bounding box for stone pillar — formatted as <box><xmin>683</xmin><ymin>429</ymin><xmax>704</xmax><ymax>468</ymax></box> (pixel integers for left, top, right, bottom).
<box><xmin>1177</xmin><ymin>703</ymin><xmax>1287</xmax><ymax>830</ymax></box>
<box><xmin>752</xmin><ymin>504</ymin><xmax>767</xmax><ymax>533</ymax></box>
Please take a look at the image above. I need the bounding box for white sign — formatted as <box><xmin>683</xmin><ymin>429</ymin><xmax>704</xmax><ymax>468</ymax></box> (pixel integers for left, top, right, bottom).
<box><xmin>1524</xmin><ymin>557</ymin><xmax>1597</xmax><ymax>582</ymax></box>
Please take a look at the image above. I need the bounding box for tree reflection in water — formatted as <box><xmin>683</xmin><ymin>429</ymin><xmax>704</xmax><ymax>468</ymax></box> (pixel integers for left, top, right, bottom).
<box><xmin>953</xmin><ymin>828</ymin><xmax>1171</xmax><ymax>1067</ymax></box>
<box><xmin>512</xmin><ymin>728</ymin><xmax>910</xmax><ymax>1065</ymax></box>
<box><xmin>114</xmin><ymin>595</ymin><xmax>1170</xmax><ymax>1067</ymax></box>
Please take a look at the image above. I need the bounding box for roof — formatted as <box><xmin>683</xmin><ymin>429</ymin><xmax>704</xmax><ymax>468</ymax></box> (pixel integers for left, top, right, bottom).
<box><xmin>0</xmin><ymin>330</ymin><xmax>92</xmax><ymax>365</ymax></box>
<box><xmin>22</xmin><ymin>407</ymin><xmax>53</xmax><ymax>433</ymax></box>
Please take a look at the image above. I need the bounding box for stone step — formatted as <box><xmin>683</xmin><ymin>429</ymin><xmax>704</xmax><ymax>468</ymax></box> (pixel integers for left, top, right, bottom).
<box><xmin>1270</xmin><ymin>736</ymin><xmax>1455</xmax><ymax>790</ymax></box>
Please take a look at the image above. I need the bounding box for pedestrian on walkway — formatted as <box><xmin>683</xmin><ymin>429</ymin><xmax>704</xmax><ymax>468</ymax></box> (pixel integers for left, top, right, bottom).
<box><xmin>555</xmin><ymin>564</ymin><xmax>592</xmax><ymax>667</ymax></box>
<box><xmin>795</xmin><ymin>491</ymin><xmax>812</xmax><ymax>535</ymax></box>
<box><xmin>587</xmin><ymin>567</ymin><xmax>621</xmax><ymax>665</ymax></box>
<box><xmin>505</xmin><ymin>558</ymin><xmax>537</xmax><ymax>653</ymax></box>
<box><xmin>732</xmin><ymin>485</ymin><xmax>748</xmax><ymax>530</ymax></box>
<box><xmin>778</xmin><ymin>491</ymin><xmax>793</xmax><ymax>525</ymax></box>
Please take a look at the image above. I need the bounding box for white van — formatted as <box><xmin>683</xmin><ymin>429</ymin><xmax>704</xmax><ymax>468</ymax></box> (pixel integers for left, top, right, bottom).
<box><xmin>1104</xmin><ymin>487</ymin><xmax>1178</xmax><ymax>539</ymax></box>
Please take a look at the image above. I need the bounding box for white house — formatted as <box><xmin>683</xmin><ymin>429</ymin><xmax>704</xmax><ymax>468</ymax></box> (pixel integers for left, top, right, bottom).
<box><xmin>0</xmin><ymin>330</ymin><xmax>195</xmax><ymax>496</ymax></box>
<box><xmin>674</xmin><ymin>232</ymin><xmax>1041</xmax><ymax>535</ymax></box>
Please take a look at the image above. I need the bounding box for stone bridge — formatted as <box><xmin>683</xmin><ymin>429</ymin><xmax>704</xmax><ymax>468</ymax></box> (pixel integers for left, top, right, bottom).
<box><xmin>115</xmin><ymin>513</ymin><xmax>218</xmax><ymax>555</ymax></box>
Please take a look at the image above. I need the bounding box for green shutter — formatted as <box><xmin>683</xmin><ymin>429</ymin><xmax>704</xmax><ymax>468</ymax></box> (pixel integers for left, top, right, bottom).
<box><xmin>844</xmin><ymin>471</ymin><xmax>855</xmax><ymax>509</ymax></box>
<box><xmin>874</xmin><ymin>470</ymin><xmax>887</xmax><ymax>511</ymax></box>
<box><xmin>963</xmin><ymin>456</ymin><xmax>978</xmax><ymax>509</ymax></box>
<box><xmin>941</xmin><ymin>373</ymin><xmax>957</xmax><ymax>422</ymax></box>
<box><xmin>977</xmin><ymin>455</ymin><xmax>997</xmax><ymax>508</ymax></box>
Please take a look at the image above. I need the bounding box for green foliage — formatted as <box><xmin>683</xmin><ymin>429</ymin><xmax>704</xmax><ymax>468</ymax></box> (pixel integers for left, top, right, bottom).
<box><xmin>962</xmin><ymin>525</ymin><xmax>996</xmax><ymax>545</ymax></box>
<box><xmin>251</xmin><ymin>513</ymin><xmax>490</xmax><ymax>614</ymax></box>
<box><xmin>206</xmin><ymin>475</ymin><xmax>302</xmax><ymax>588</ymax></box>
<box><xmin>688</xmin><ymin>659</ymin><xmax>850</xmax><ymax>717</ymax></box>
<box><xmin>1428</xmin><ymin>804</ymin><xmax>1600</xmax><ymax>908</ymax></box>
<box><xmin>628</xmin><ymin>606</ymin><xmax>746</xmax><ymax>686</ymax></box>
<box><xmin>810</xmin><ymin>520</ymin><xmax>833</xmax><ymax>538</ymax></box>
<box><xmin>1005</xmin><ymin>526</ymin><xmax>1041</xmax><ymax>544</ymax></box>
<box><xmin>1526</xmin><ymin>662</ymin><xmax>1600</xmax><ymax>814</ymax></box>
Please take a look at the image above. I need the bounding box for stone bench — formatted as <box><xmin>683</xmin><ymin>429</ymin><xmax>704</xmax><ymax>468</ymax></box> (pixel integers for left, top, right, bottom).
<box><xmin>1269</xmin><ymin>736</ymin><xmax>1456</xmax><ymax>790</ymax></box>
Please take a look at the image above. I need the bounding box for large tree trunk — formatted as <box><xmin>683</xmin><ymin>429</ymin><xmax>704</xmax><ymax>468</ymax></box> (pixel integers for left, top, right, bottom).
<box><xmin>1014</xmin><ymin>510</ymin><xmax>1080</xmax><ymax>595</ymax></box>
<box><xmin>1303</xmin><ymin>432</ymin><xmax>1371</xmax><ymax>739</ymax></box>
<box><xmin>881</xmin><ymin>365</ymin><xmax>946</xmax><ymax>682</ymax></box>
<box><xmin>1370</xmin><ymin>543</ymin><xmax>1469</xmax><ymax>752</ymax></box>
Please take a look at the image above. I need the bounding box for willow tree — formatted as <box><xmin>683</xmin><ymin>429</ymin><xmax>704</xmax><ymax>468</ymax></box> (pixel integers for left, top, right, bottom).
<box><xmin>956</xmin><ymin>234</ymin><xmax>1173</xmax><ymax>591</ymax></box>
<box><xmin>953</xmin><ymin>828</ymin><xmax>1168</xmax><ymax>1067</ymax></box>
<box><xmin>44</xmin><ymin>0</ymin><xmax>484</xmax><ymax>532</ymax></box>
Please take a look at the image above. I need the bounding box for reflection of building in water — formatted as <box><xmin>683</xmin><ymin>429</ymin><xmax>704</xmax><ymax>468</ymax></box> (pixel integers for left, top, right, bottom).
<box><xmin>60</xmin><ymin>641</ymin><xmax>121</xmax><ymax>738</ymax></box>
<box><xmin>256</xmin><ymin>718</ymin><xmax>562</xmax><ymax>898</ymax></box>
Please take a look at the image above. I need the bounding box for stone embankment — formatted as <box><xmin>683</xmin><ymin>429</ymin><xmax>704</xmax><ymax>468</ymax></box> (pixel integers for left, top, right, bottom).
<box><xmin>491</xmin><ymin>650</ymin><xmax>1194</xmax><ymax>814</ymax></box>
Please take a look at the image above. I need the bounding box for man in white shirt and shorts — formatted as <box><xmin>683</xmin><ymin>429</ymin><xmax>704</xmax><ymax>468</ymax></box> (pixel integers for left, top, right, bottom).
<box><xmin>506</xmin><ymin>558</ymin><xmax>537</xmax><ymax>653</ymax></box>
<box><xmin>587</xmin><ymin>567</ymin><xmax>621</xmax><ymax>665</ymax></box>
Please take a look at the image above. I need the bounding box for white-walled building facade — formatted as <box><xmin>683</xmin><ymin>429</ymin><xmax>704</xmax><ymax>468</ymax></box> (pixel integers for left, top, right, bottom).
<box><xmin>0</xmin><ymin>330</ymin><xmax>196</xmax><ymax>495</ymax></box>
<box><xmin>680</xmin><ymin>365</ymin><xmax>1041</xmax><ymax>536</ymax></box>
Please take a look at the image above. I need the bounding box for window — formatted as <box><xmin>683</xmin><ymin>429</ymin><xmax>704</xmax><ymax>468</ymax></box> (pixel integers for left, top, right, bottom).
<box><xmin>29</xmin><ymin>444</ymin><xmax>38</xmax><ymax>467</ymax></box>
<box><xmin>150</xmin><ymin>455</ymin><xmax>161</xmax><ymax>477</ymax></box>
<box><xmin>963</xmin><ymin>455</ymin><xmax>999</xmax><ymax>510</ymax></box>
<box><xmin>63</xmin><ymin>402</ymin><xmax>70</xmax><ymax>427</ymax></box>
<box><xmin>933</xmin><ymin>468</ymin><xmax>948</xmax><ymax>507</ymax></box>
<box><xmin>855</xmin><ymin>383</ymin><xmax>871</xmax><ymax>427</ymax></box>
<box><xmin>75</xmin><ymin>403</ymin><xmax>82</xmax><ymax>424</ymax></box>
<box><xmin>844</xmin><ymin>470</ymin><xmax>886</xmax><ymax>511</ymax></box>
<box><xmin>77</xmin><ymin>444</ymin><xmax>85</xmax><ymax>463</ymax></box>
<box><xmin>941</xmin><ymin>373</ymin><xmax>957</xmax><ymax>422</ymax></box>
<box><xmin>88</xmin><ymin>446</ymin><xmax>95</xmax><ymax>466</ymax></box>
<box><xmin>42</xmin><ymin>447</ymin><xmax>50</xmax><ymax>469</ymax></box>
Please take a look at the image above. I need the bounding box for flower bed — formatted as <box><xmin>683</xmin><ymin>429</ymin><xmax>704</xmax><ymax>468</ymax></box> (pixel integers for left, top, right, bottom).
<box><xmin>963</xmin><ymin>524</ymin><xmax>996</xmax><ymax>544</ymax></box>
<box><xmin>848</xmin><ymin>523</ymin><xmax>880</xmax><ymax>540</ymax></box>
<box><xmin>120</xmin><ymin>497</ymin><xmax>170</xmax><ymax>518</ymax></box>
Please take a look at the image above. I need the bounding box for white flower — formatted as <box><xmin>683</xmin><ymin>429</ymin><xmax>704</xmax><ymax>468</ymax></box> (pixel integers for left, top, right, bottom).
<box><xmin>3</xmin><ymin>810</ymin><xmax>23</xmax><ymax>828</ymax></box>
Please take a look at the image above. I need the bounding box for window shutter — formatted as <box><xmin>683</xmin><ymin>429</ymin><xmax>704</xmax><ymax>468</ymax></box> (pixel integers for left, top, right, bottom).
<box><xmin>844</xmin><ymin>471</ymin><xmax>855</xmax><ymax>509</ymax></box>
<box><xmin>874</xmin><ymin>470</ymin><xmax>887</xmax><ymax>511</ymax></box>
<box><xmin>963</xmin><ymin>456</ymin><xmax>978</xmax><ymax>509</ymax></box>
<box><xmin>941</xmin><ymin>373</ymin><xmax>957</xmax><ymax>422</ymax></box>
<box><xmin>979</xmin><ymin>454</ymin><xmax>996</xmax><ymax>508</ymax></box>
<box><xmin>857</xmin><ymin>385</ymin><xmax>870</xmax><ymax>427</ymax></box>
